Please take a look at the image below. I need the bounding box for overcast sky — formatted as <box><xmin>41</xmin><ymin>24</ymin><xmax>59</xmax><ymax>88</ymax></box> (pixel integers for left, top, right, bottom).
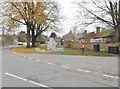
<box><xmin>0</xmin><ymin>0</ymin><xmax>99</xmax><ymax>36</ymax></box>
<box><xmin>58</xmin><ymin>0</ymin><xmax>99</xmax><ymax>36</ymax></box>
<box><xmin>58</xmin><ymin>0</ymin><xmax>76</xmax><ymax>35</ymax></box>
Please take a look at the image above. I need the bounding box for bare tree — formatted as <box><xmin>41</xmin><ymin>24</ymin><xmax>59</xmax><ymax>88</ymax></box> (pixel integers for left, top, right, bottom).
<box><xmin>75</xmin><ymin>0</ymin><xmax>120</xmax><ymax>42</ymax></box>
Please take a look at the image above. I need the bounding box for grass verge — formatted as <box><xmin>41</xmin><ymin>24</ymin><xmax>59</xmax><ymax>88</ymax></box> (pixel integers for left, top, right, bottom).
<box><xmin>53</xmin><ymin>48</ymin><xmax>111</xmax><ymax>56</ymax></box>
<box><xmin>11</xmin><ymin>46</ymin><xmax>39</xmax><ymax>54</ymax></box>
<box><xmin>10</xmin><ymin>46</ymin><xmax>113</xmax><ymax>56</ymax></box>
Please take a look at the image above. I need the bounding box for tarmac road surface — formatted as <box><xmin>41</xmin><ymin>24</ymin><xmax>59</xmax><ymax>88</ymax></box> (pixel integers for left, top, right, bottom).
<box><xmin>2</xmin><ymin>46</ymin><xmax>119</xmax><ymax>87</ymax></box>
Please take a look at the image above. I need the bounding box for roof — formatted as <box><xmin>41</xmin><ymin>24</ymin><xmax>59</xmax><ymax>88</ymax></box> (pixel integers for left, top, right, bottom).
<box><xmin>64</xmin><ymin>31</ymin><xmax>77</xmax><ymax>41</ymax></box>
<box><xmin>79</xmin><ymin>32</ymin><xmax>96</xmax><ymax>39</ymax></box>
<box><xmin>77</xmin><ymin>33</ymin><xmax>83</xmax><ymax>38</ymax></box>
<box><xmin>95</xmin><ymin>29</ymin><xmax>115</xmax><ymax>38</ymax></box>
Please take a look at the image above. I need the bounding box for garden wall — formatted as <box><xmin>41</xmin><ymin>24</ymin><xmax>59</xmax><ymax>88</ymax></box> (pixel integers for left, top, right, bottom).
<box><xmin>64</xmin><ymin>41</ymin><xmax>120</xmax><ymax>52</ymax></box>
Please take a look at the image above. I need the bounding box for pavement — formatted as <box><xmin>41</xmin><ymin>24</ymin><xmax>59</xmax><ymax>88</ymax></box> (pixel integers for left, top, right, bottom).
<box><xmin>1</xmin><ymin>45</ymin><xmax>119</xmax><ymax>87</ymax></box>
<box><xmin>54</xmin><ymin>48</ymin><xmax>64</xmax><ymax>52</ymax></box>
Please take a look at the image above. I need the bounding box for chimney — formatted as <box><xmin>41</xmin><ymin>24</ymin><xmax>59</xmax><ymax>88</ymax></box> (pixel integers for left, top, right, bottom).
<box><xmin>84</xmin><ymin>30</ymin><xmax>87</xmax><ymax>35</ymax></box>
<box><xmin>96</xmin><ymin>27</ymin><xmax>100</xmax><ymax>35</ymax></box>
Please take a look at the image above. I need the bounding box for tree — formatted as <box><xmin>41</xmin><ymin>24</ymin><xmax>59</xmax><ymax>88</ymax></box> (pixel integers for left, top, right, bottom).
<box><xmin>3</xmin><ymin>2</ymin><xmax>48</xmax><ymax>47</ymax></box>
<box><xmin>38</xmin><ymin>35</ymin><xmax>48</xmax><ymax>44</ymax></box>
<box><xmin>18</xmin><ymin>31</ymin><xmax>27</xmax><ymax>42</ymax></box>
<box><xmin>6</xmin><ymin>18</ymin><xmax>20</xmax><ymax>34</ymax></box>
<box><xmin>75</xmin><ymin>0</ymin><xmax>120</xmax><ymax>42</ymax></box>
<box><xmin>2</xmin><ymin>1</ymin><xmax>61</xmax><ymax>47</ymax></box>
<box><xmin>30</xmin><ymin>2</ymin><xmax>61</xmax><ymax>47</ymax></box>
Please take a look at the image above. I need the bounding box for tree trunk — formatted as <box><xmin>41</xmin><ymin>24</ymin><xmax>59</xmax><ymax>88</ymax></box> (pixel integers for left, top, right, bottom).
<box><xmin>31</xmin><ymin>36</ymin><xmax>36</xmax><ymax>47</ymax></box>
<box><xmin>31</xmin><ymin>27</ymin><xmax>36</xmax><ymax>47</ymax></box>
<box><xmin>118</xmin><ymin>29</ymin><xmax>120</xmax><ymax>42</ymax></box>
<box><xmin>118</xmin><ymin>1</ymin><xmax>120</xmax><ymax>42</ymax></box>
<box><xmin>26</xmin><ymin>24</ymin><xmax>31</xmax><ymax>48</ymax></box>
<box><xmin>114</xmin><ymin>28</ymin><xmax>120</xmax><ymax>42</ymax></box>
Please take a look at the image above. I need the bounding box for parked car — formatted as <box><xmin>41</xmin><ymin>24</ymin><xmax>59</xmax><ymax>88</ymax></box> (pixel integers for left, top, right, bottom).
<box><xmin>18</xmin><ymin>42</ymin><xmax>23</xmax><ymax>45</ymax></box>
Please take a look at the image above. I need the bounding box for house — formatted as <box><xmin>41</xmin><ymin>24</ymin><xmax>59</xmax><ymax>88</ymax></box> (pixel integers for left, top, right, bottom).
<box><xmin>64</xmin><ymin>31</ymin><xmax>77</xmax><ymax>42</ymax></box>
<box><xmin>94</xmin><ymin>28</ymin><xmax>115</xmax><ymax>43</ymax></box>
<box><xmin>77</xmin><ymin>30</ymin><xmax>96</xmax><ymax>43</ymax></box>
<box><xmin>64</xmin><ymin>31</ymin><xmax>78</xmax><ymax>47</ymax></box>
<box><xmin>2</xmin><ymin>34</ymin><xmax>18</xmax><ymax>45</ymax></box>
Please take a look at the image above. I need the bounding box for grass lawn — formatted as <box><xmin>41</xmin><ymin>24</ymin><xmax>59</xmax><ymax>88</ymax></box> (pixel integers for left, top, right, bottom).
<box><xmin>56</xmin><ymin>45</ymin><xmax>63</xmax><ymax>48</ymax></box>
<box><xmin>11</xmin><ymin>46</ymin><xmax>39</xmax><ymax>54</ymax></box>
<box><xmin>40</xmin><ymin>44</ymin><xmax>47</xmax><ymax>50</ymax></box>
<box><xmin>10</xmin><ymin>45</ymin><xmax>112</xmax><ymax>56</ymax></box>
<box><xmin>53</xmin><ymin>48</ymin><xmax>110</xmax><ymax>56</ymax></box>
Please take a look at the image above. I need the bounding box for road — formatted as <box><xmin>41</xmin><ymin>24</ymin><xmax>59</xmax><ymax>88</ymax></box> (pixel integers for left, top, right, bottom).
<box><xmin>2</xmin><ymin>46</ymin><xmax>119</xmax><ymax>87</ymax></box>
<box><xmin>0</xmin><ymin>45</ymin><xmax>2</xmax><ymax>88</ymax></box>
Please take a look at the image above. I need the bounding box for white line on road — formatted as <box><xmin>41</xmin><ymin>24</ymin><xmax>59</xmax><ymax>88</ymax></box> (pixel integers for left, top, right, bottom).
<box><xmin>36</xmin><ymin>60</ymin><xmax>41</xmax><ymax>62</ymax></box>
<box><xmin>22</xmin><ymin>56</ymin><xmax>26</xmax><ymax>58</ymax></box>
<box><xmin>5</xmin><ymin>72</ymin><xmax>48</xmax><ymax>87</ymax></box>
<box><xmin>76</xmin><ymin>69</ymin><xmax>91</xmax><ymax>73</ymax></box>
<box><xmin>61</xmin><ymin>66</ymin><xmax>71</xmax><ymax>69</ymax></box>
<box><xmin>28</xmin><ymin>57</ymin><xmax>32</xmax><ymax>59</ymax></box>
<box><xmin>28</xmin><ymin>80</ymin><xmax>48</xmax><ymax>87</ymax></box>
<box><xmin>47</xmin><ymin>63</ymin><xmax>55</xmax><ymax>65</ymax></box>
<box><xmin>5</xmin><ymin>72</ymin><xmax>27</xmax><ymax>81</ymax></box>
<box><xmin>103</xmin><ymin>74</ymin><xmax>119</xmax><ymax>79</ymax></box>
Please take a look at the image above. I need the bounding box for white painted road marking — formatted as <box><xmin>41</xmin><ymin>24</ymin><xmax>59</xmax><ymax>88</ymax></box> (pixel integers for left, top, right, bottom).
<box><xmin>5</xmin><ymin>72</ymin><xmax>48</xmax><ymax>87</ymax></box>
<box><xmin>103</xmin><ymin>74</ymin><xmax>119</xmax><ymax>79</ymax></box>
<box><xmin>47</xmin><ymin>63</ymin><xmax>55</xmax><ymax>65</ymax></box>
<box><xmin>36</xmin><ymin>60</ymin><xmax>41</xmax><ymax>62</ymax></box>
<box><xmin>5</xmin><ymin>72</ymin><xmax>27</xmax><ymax>81</ymax></box>
<box><xmin>61</xmin><ymin>66</ymin><xmax>71</xmax><ymax>69</ymax></box>
<box><xmin>14</xmin><ymin>55</ymin><xmax>120</xmax><ymax>80</ymax></box>
<box><xmin>22</xmin><ymin>56</ymin><xmax>26</xmax><ymax>58</ymax></box>
<box><xmin>28</xmin><ymin>57</ymin><xmax>32</xmax><ymax>59</ymax></box>
<box><xmin>28</xmin><ymin>80</ymin><xmax>48</xmax><ymax>87</ymax></box>
<box><xmin>76</xmin><ymin>69</ymin><xmax>91</xmax><ymax>73</ymax></box>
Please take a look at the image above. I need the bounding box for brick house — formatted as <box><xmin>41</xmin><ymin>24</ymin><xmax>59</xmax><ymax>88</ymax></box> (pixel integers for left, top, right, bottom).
<box><xmin>64</xmin><ymin>31</ymin><xmax>78</xmax><ymax>47</ymax></box>
<box><xmin>77</xmin><ymin>30</ymin><xmax>96</xmax><ymax>43</ymax></box>
<box><xmin>94</xmin><ymin>28</ymin><xmax>115</xmax><ymax>43</ymax></box>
